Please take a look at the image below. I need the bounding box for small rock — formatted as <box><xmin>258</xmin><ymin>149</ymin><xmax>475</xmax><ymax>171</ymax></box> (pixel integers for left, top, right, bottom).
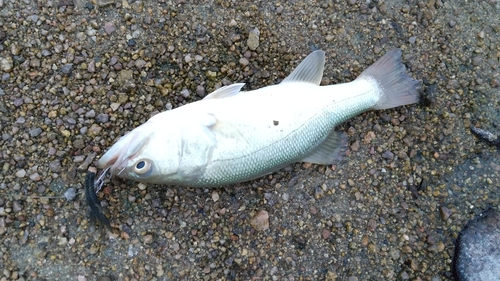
<box><xmin>41</xmin><ymin>49</ymin><xmax>52</xmax><ymax>57</ymax></box>
<box><xmin>135</xmin><ymin>59</ymin><xmax>146</xmax><ymax>69</ymax></box>
<box><xmin>13</xmin><ymin>201</ymin><xmax>22</xmax><ymax>212</ymax></box>
<box><xmin>382</xmin><ymin>150</ymin><xmax>394</xmax><ymax>160</ymax></box>
<box><xmin>30</xmin><ymin>173</ymin><xmax>41</xmax><ymax>181</ymax></box>
<box><xmin>491</xmin><ymin>77</ymin><xmax>500</xmax><ymax>88</ymax></box>
<box><xmin>104</xmin><ymin>22</ymin><xmax>116</xmax><ymax>35</ymax></box>
<box><xmin>11</xmin><ymin>44</ymin><xmax>22</xmax><ymax>55</ymax></box>
<box><xmin>61</xmin><ymin>64</ymin><xmax>73</xmax><ymax>75</ymax></box>
<box><xmin>49</xmin><ymin>160</ymin><xmax>61</xmax><ymax>172</ymax></box>
<box><xmin>88</xmin><ymin>124</ymin><xmax>102</xmax><ymax>136</ymax></box>
<box><xmin>196</xmin><ymin>85</ymin><xmax>205</xmax><ymax>97</ymax></box>
<box><xmin>15</xmin><ymin>169</ymin><xmax>26</xmax><ymax>178</ymax></box>
<box><xmin>472</xmin><ymin>56</ymin><xmax>482</xmax><ymax>66</ymax></box>
<box><xmin>96</xmin><ymin>113</ymin><xmax>109</xmax><ymax>123</ymax></box>
<box><xmin>247</xmin><ymin>27</ymin><xmax>260</xmax><ymax>51</ymax></box>
<box><xmin>85</xmin><ymin>110</ymin><xmax>96</xmax><ymax>118</ymax></box>
<box><xmin>138</xmin><ymin>183</ymin><xmax>147</xmax><ymax>191</ymax></box>
<box><xmin>282</xmin><ymin>193</ymin><xmax>289</xmax><ymax>201</ymax></box>
<box><xmin>97</xmin><ymin>0</ymin><xmax>115</xmax><ymax>7</ymax></box>
<box><xmin>110</xmin><ymin>103</ymin><xmax>121</xmax><ymax>111</ymax></box>
<box><xmin>439</xmin><ymin>206</ymin><xmax>452</xmax><ymax>220</ymax></box>
<box><xmin>239</xmin><ymin>57</ymin><xmax>249</xmax><ymax>66</ymax></box>
<box><xmin>322</xmin><ymin>229</ymin><xmax>331</xmax><ymax>239</ymax></box>
<box><xmin>350</xmin><ymin>140</ymin><xmax>360</xmax><ymax>151</ymax></box>
<box><xmin>87</xmin><ymin>60</ymin><xmax>95</xmax><ymax>72</ymax></box>
<box><xmin>363</xmin><ymin>131</ymin><xmax>376</xmax><ymax>144</ymax></box>
<box><xmin>212</xmin><ymin>191</ymin><xmax>219</xmax><ymax>202</ymax></box>
<box><xmin>367</xmin><ymin>219</ymin><xmax>377</xmax><ymax>231</ymax></box>
<box><xmin>118</xmin><ymin>69</ymin><xmax>133</xmax><ymax>84</ymax></box>
<box><xmin>63</xmin><ymin>188</ymin><xmax>77</xmax><ymax>201</ymax></box>
<box><xmin>250</xmin><ymin>210</ymin><xmax>269</xmax><ymax>231</ymax></box>
<box><xmin>180</xmin><ymin>89</ymin><xmax>190</xmax><ymax>98</ymax></box>
<box><xmin>29</xmin><ymin>128</ymin><xmax>43</xmax><ymax>137</ymax></box>
<box><xmin>0</xmin><ymin>57</ymin><xmax>13</xmax><ymax>73</ymax></box>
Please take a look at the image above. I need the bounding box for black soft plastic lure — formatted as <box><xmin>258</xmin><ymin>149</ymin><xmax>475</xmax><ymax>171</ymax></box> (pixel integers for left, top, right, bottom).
<box><xmin>85</xmin><ymin>171</ymin><xmax>111</xmax><ymax>231</ymax></box>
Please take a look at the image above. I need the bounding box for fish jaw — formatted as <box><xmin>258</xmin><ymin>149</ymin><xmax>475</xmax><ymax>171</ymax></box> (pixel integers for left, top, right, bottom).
<box><xmin>98</xmin><ymin>127</ymin><xmax>147</xmax><ymax>176</ymax></box>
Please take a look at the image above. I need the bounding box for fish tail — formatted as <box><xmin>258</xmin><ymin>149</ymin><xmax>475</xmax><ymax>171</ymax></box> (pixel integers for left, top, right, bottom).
<box><xmin>358</xmin><ymin>48</ymin><xmax>421</xmax><ymax>110</ymax></box>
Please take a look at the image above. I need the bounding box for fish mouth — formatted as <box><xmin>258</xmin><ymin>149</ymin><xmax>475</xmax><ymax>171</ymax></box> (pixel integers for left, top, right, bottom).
<box><xmin>98</xmin><ymin>129</ymin><xmax>149</xmax><ymax>176</ymax></box>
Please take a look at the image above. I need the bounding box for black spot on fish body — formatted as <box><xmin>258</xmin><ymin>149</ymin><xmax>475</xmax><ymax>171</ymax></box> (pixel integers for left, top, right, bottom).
<box><xmin>273</xmin><ymin>120</ymin><xmax>279</xmax><ymax>126</ymax></box>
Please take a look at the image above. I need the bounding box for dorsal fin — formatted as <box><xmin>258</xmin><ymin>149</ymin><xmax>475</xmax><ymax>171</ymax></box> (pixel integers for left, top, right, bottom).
<box><xmin>203</xmin><ymin>83</ymin><xmax>246</xmax><ymax>100</ymax></box>
<box><xmin>281</xmin><ymin>50</ymin><xmax>325</xmax><ymax>85</ymax></box>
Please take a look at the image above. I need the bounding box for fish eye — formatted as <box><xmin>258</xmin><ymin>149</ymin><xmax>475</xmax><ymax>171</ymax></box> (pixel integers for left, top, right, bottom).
<box><xmin>134</xmin><ymin>159</ymin><xmax>151</xmax><ymax>175</ymax></box>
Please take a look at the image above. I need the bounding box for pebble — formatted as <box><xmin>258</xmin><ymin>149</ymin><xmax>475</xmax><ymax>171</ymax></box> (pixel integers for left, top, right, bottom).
<box><xmin>61</xmin><ymin>64</ymin><xmax>73</xmax><ymax>75</ymax></box>
<box><xmin>180</xmin><ymin>89</ymin><xmax>190</xmax><ymax>98</ymax></box>
<box><xmin>0</xmin><ymin>57</ymin><xmax>13</xmax><ymax>72</ymax></box>
<box><xmin>439</xmin><ymin>206</ymin><xmax>453</xmax><ymax>220</ymax></box>
<box><xmin>97</xmin><ymin>0</ymin><xmax>115</xmax><ymax>7</ymax></box>
<box><xmin>127</xmin><ymin>39</ymin><xmax>136</xmax><ymax>47</ymax></box>
<box><xmin>49</xmin><ymin>160</ymin><xmax>61</xmax><ymax>172</ymax></box>
<box><xmin>381</xmin><ymin>150</ymin><xmax>394</xmax><ymax>160</ymax></box>
<box><xmin>135</xmin><ymin>59</ymin><xmax>146</xmax><ymax>68</ymax></box>
<box><xmin>85</xmin><ymin>110</ymin><xmax>96</xmax><ymax>118</ymax></box>
<box><xmin>247</xmin><ymin>27</ymin><xmax>260</xmax><ymax>51</ymax></box>
<box><xmin>96</xmin><ymin>113</ymin><xmax>109</xmax><ymax>123</ymax></box>
<box><xmin>196</xmin><ymin>85</ymin><xmax>205</xmax><ymax>97</ymax></box>
<box><xmin>471</xmin><ymin>55</ymin><xmax>482</xmax><ymax>66</ymax></box>
<box><xmin>30</xmin><ymin>173</ymin><xmax>41</xmax><ymax>181</ymax></box>
<box><xmin>15</xmin><ymin>169</ymin><xmax>26</xmax><ymax>178</ymax></box>
<box><xmin>29</xmin><ymin>128</ymin><xmax>43</xmax><ymax>137</ymax></box>
<box><xmin>250</xmin><ymin>210</ymin><xmax>269</xmax><ymax>231</ymax></box>
<box><xmin>212</xmin><ymin>191</ymin><xmax>219</xmax><ymax>202</ymax></box>
<box><xmin>104</xmin><ymin>22</ymin><xmax>116</xmax><ymax>35</ymax></box>
<box><xmin>239</xmin><ymin>57</ymin><xmax>249</xmax><ymax>66</ymax></box>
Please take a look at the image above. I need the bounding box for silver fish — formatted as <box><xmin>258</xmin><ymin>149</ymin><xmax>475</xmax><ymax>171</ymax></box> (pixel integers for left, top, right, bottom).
<box><xmin>98</xmin><ymin>49</ymin><xmax>420</xmax><ymax>187</ymax></box>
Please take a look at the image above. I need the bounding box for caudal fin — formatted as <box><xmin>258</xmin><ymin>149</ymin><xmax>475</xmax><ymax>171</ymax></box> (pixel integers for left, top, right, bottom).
<box><xmin>358</xmin><ymin>48</ymin><xmax>421</xmax><ymax>110</ymax></box>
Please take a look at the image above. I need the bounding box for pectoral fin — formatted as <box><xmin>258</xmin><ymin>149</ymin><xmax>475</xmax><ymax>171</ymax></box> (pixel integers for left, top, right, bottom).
<box><xmin>179</xmin><ymin>114</ymin><xmax>218</xmax><ymax>177</ymax></box>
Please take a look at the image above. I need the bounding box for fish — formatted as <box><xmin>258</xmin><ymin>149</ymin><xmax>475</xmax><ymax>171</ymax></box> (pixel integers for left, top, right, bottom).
<box><xmin>85</xmin><ymin>171</ymin><xmax>112</xmax><ymax>231</ymax></box>
<box><xmin>98</xmin><ymin>48</ymin><xmax>421</xmax><ymax>187</ymax></box>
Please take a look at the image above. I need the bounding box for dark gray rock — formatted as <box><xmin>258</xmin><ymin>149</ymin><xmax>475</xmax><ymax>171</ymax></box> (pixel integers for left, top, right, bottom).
<box><xmin>453</xmin><ymin>208</ymin><xmax>500</xmax><ymax>281</ymax></box>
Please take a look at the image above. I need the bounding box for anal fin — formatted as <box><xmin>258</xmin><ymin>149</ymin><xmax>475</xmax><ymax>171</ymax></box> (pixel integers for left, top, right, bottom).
<box><xmin>301</xmin><ymin>131</ymin><xmax>347</xmax><ymax>165</ymax></box>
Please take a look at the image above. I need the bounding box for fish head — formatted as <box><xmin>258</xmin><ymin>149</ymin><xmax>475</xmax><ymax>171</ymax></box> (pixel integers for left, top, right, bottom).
<box><xmin>98</xmin><ymin>120</ymin><xmax>181</xmax><ymax>183</ymax></box>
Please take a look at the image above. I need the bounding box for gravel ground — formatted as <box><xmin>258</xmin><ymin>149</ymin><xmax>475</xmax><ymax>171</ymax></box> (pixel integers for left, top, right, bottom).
<box><xmin>0</xmin><ymin>0</ymin><xmax>499</xmax><ymax>280</ymax></box>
